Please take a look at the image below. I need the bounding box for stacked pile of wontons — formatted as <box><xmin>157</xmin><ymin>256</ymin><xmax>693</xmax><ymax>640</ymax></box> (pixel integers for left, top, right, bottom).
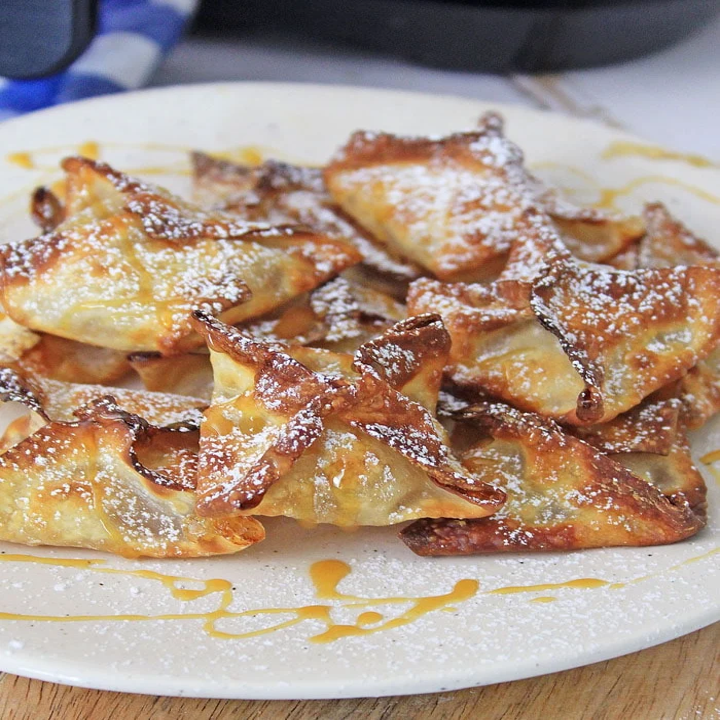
<box><xmin>0</xmin><ymin>112</ymin><xmax>716</xmax><ymax>559</ymax></box>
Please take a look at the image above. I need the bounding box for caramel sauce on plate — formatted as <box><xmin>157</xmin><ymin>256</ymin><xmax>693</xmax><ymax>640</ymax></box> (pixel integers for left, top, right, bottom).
<box><xmin>5</xmin><ymin>142</ymin><xmax>272</xmax><ymax>177</ymax></box>
<box><xmin>77</xmin><ymin>141</ymin><xmax>99</xmax><ymax>160</ymax></box>
<box><xmin>487</xmin><ymin>578</ymin><xmax>611</xmax><ymax>595</ymax></box>
<box><xmin>0</xmin><ymin>548</ymin><xmax>715</xmax><ymax>644</ymax></box>
<box><xmin>6</xmin><ymin>152</ymin><xmax>34</xmax><ymax>169</ymax></box>
<box><xmin>0</xmin><ymin>556</ymin><xmax>477</xmax><ymax>644</ymax></box>
<box><xmin>594</xmin><ymin>176</ymin><xmax>720</xmax><ymax>210</ymax></box>
<box><xmin>529</xmin><ymin>161</ymin><xmax>720</xmax><ymax>211</ymax></box>
<box><xmin>602</xmin><ymin>141</ymin><xmax>716</xmax><ymax>169</ymax></box>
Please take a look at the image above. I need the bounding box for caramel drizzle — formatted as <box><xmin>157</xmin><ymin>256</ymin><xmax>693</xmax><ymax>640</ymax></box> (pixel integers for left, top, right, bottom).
<box><xmin>0</xmin><ymin>547</ymin><xmax>716</xmax><ymax>643</ymax></box>
<box><xmin>5</xmin><ymin>142</ymin><xmax>274</xmax><ymax>175</ymax></box>
<box><xmin>530</xmin><ymin>159</ymin><xmax>720</xmax><ymax>211</ymax></box>
<box><xmin>602</xmin><ymin>141</ymin><xmax>717</xmax><ymax>169</ymax></box>
<box><xmin>0</xmin><ymin>556</ymin><xmax>477</xmax><ymax>644</ymax></box>
<box><xmin>595</xmin><ymin>176</ymin><xmax>720</xmax><ymax>210</ymax></box>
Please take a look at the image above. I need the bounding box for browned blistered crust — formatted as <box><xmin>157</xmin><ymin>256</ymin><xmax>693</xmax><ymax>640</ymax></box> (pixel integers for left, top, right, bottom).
<box><xmin>0</xmin><ymin>365</ymin><xmax>205</xmax><ymax>429</ymax></box>
<box><xmin>30</xmin><ymin>186</ymin><xmax>65</xmax><ymax>233</ymax></box>
<box><xmin>0</xmin><ymin>393</ymin><xmax>263</xmax><ymax>558</ymax></box>
<box><xmin>411</xmin><ymin>252</ymin><xmax>720</xmax><ymax>426</ymax></box>
<box><xmin>0</xmin><ymin>158</ymin><xmax>361</xmax><ymax>354</ymax></box>
<box><xmin>400</xmin><ymin>401</ymin><xmax>704</xmax><ymax>555</ymax></box>
<box><xmin>18</xmin><ymin>334</ymin><xmax>130</xmax><ymax>385</ymax></box>
<box><xmin>567</xmin><ymin>396</ymin><xmax>681</xmax><ymax>455</ymax></box>
<box><xmin>191</xmin><ymin>311</ymin><xmax>505</xmax><ymax>523</ymax></box>
<box><xmin>192</xmin><ymin>152</ymin><xmax>421</xmax><ymax>283</ymax></box>
<box><xmin>612</xmin><ymin>434</ymin><xmax>707</xmax><ymax>525</ymax></box>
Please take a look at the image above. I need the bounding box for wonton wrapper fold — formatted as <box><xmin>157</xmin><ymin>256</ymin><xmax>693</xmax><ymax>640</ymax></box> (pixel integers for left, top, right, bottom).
<box><xmin>401</xmin><ymin>402</ymin><xmax>704</xmax><ymax>555</ymax></box>
<box><xmin>192</xmin><ymin>152</ymin><xmax>421</xmax><ymax>282</ymax></box>
<box><xmin>1</xmin><ymin>158</ymin><xmax>360</xmax><ymax>353</ymax></box>
<box><xmin>0</xmin><ymin>396</ymin><xmax>263</xmax><ymax>558</ymax></box>
<box><xmin>192</xmin><ymin>312</ymin><xmax>505</xmax><ymax>525</ymax></box>
<box><xmin>410</xmin><ymin>256</ymin><xmax>720</xmax><ymax>425</ymax></box>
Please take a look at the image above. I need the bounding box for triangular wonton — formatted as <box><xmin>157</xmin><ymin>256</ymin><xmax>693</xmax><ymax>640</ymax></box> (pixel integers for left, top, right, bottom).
<box><xmin>191</xmin><ymin>312</ymin><xmax>505</xmax><ymax>525</ymax></box>
<box><xmin>0</xmin><ymin>158</ymin><xmax>360</xmax><ymax>353</ymax></box>
<box><xmin>401</xmin><ymin>401</ymin><xmax>704</xmax><ymax>555</ymax></box>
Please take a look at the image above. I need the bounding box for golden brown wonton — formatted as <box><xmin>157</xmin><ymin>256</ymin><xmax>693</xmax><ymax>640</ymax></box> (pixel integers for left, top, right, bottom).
<box><xmin>129</xmin><ymin>278</ymin><xmax>406</xmax><ymax>399</ymax></box>
<box><xmin>473</xmin><ymin>112</ymin><xmax>644</xmax><ymax>264</ymax></box>
<box><xmin>191</xmin><ymin>311</ymin><xmax>505</xmax><ymax>525</ymax></box>
<box><xmin>0</xmin><ymin>311</ymin><xmax>130</xmax><ymax>385</ymax></box>
<box><xmin>192</xmin><ymin>152</ymin><xmax>421</xmax><ymax>282</ymax></box>
<box><xmin>325</xmin><ymin>114</ymin><xmax>643</xmax><ymax>282</ymax></box>
<box><xmin>400</xmin><ymin>401</ymin><xmax>704</xmax><ymax>555</ymax></box>
<box><xmin>410</xmin><ymin>255</ymin><xmax>720</xmax><ymax>425</ymax></box>
<box><xmin>534</xmin><ymin>185</ymin><xmax>644</xmax><ymax>264</ymax></box>
<box><xmin>630</xmin><ymin>202</ymin><xmax>720</xmax><ymax>271</ymax></box>
<box><xmin>611</xmin><ymin>434</ymin><xmax>707</xmax><ymax>524</ymax></box>
<box><xmin>325</xmin><ymin>126</ymin><xmax>536</xmax><ymax>281</ymax></box>
<box><xmin>0</xmin><ymin>395</ymin><xmax>263</xmax><ymax>558</ymax></box>
<box><xmin>0</xmin><ymin>366</ymin><xmax>205</xmax><ymax>428</ymax></box>
<box><xmin>0</xmin><ymin>157</ymin><xmax>360</xmax><ymax>354</ymax></box>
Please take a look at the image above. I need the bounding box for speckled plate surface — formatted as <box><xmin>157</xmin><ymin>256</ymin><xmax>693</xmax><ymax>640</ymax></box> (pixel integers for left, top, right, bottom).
<box><xmin>0</xmin><ymin>83</ymin><xmax>717</xmax><ymax>699</ymax></box>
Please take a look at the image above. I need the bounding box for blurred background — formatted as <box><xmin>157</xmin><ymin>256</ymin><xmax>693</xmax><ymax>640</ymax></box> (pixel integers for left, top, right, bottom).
<box><xmin>1</xmin><ymin>0</ymin><xmax>719</xmax><ymax>155</ymax></box>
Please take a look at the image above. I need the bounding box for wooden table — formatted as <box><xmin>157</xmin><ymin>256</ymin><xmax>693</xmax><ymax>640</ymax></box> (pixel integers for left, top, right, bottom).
<box><xmin>1</xmin><ymin>622</ymin><xmax>716</xmax><ymax>719</ymax></box>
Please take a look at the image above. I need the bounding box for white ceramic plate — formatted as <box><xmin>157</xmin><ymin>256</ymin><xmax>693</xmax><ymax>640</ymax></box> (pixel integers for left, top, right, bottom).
<box><xmin>0</xmin><ymin>83</ymin><xmax>717</xmax><ymax>700</ymax></box>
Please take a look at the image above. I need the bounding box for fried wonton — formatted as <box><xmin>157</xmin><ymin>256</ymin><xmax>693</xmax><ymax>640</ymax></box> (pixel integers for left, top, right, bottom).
<box><xmin>0</xmin><ymin>157</ymin><xmax>360</xmax><ymax>353</ymax></box>
<box><xmin>325</xmin><ymin>126</ymin><xmax>538</xmax><ymax>281</ymax></box>
<box><xmin>410</xmin><ymin>255</ymin><xmax>720</xmax><ymax>425</ymax></box>
<box><xmin>472</xmin><ymin>112</ymin><xmax>645</xmax><ymax>264</ymax></box>
<box><xmin>325</xmin><ymin>115</ymin><xmax>643</xmax><ymax>281</ymax></box>
<box><xmin>0</xmin><ymin>396</ymin><xmax>263</xmax><ymax>557</ymax></box>
<box><xmin>611</xmin><ymin>435</ymin><xmax>707</xmax><ymax>524</ymax></box>
<box><xmin>632</xmin><ymin>203</ymin><xmax>720</xmax><ymax>271</ymax></box>
<box><xmin>568</xmin><ymin>396</ymin><xmax>681</xmax><ymax>455</ymax></box>
<box><xmin>473</xmin><ymin>112</ymin><xmax>645</xmax><ymax>262</ymax></box>
<box><xmin>615</xmin><ymin>204</ymin><xmax>720</xmax><ymax>430</ymax></box>
<box><xmin>400</xmin><ymin>401</ymin><xmax>704</xmax><ymax>555</ymax></box>
<box><xmin>0</xmin><ymin>310</ymin><xmax>130</xmax><ymax>385</ymax></box>
<box><xmin>191</xmin><ymin>311</ymin><xmax>505</xmax><ymax>525</ymax></box>
<box><xmin>129</xmin><ymin>278</ymin><xmax>406</xmax><ymax>399</ymax></box>
<box><xmin>192</xmin><ymin>152</ymin><xmax>421</xmax><ymax>282</ymax></box>
<box><xmin>0</xmin><ymin>366</ymin><xmax>205</xmax><ymax>428</ymax></box>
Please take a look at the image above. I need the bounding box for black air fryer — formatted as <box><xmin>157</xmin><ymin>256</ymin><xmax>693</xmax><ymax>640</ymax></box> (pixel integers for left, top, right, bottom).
<box><xmin>197</xmin><ymin>0</ymin><xmax>720</xmax><ymax>72</ymax></box>
<box><xmin>1</xmin><ymin>0</ymin><xmax>719</xmax><ymax>79</ymax></box>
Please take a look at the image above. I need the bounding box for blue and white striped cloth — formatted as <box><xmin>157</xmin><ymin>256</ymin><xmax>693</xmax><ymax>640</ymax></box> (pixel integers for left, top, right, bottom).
<box><xmin>0</xmin><ymin>0</ymin><xmax>197</xmax><ymax>122</ymax></box>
